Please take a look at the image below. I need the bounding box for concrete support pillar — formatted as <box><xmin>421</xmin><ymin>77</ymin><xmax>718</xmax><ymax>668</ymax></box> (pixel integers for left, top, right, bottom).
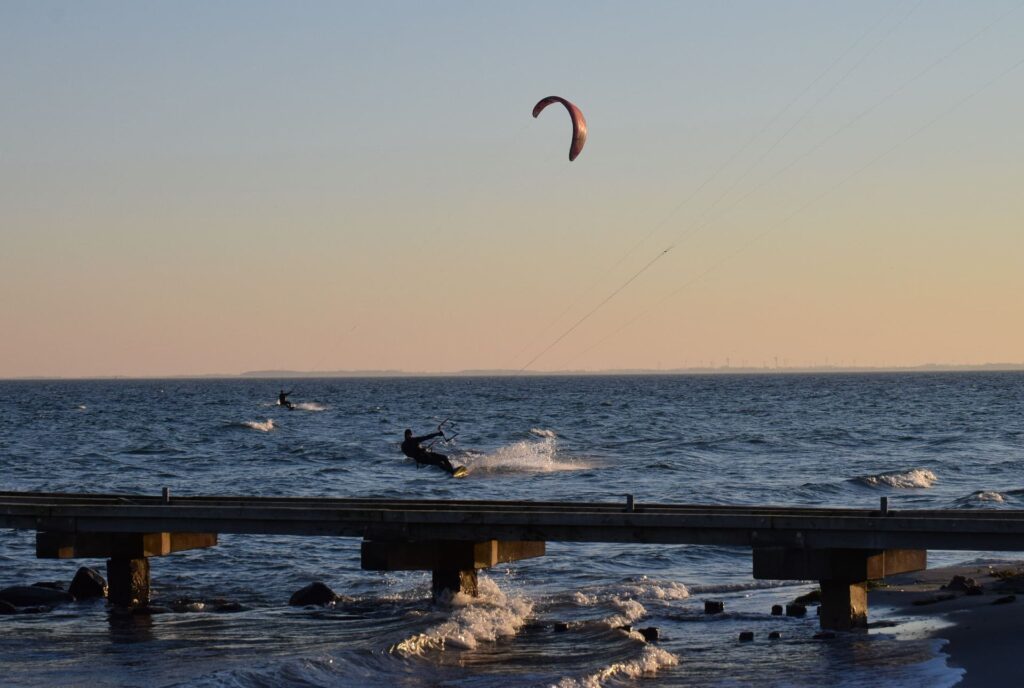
<box><xmin>432</xmin><ymin>569</ymin><xmax>478</xmax><ymax>598</ymax></box>
<box><xmin>106</xmin><ymin>557</ymin><xmax>150</xmax><ymax>607</ymax></box>
<box><xmin>819</xmin><ymin>580</ymin><xmax>867</xmax><ymax>630</ymax></box>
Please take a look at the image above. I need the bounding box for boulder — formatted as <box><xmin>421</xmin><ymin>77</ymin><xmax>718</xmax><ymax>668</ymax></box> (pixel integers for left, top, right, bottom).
<box><xmin>0</xmin><ymin>585</ymin><xmax>74</xmax><ymax>607</ymax></box>
<box><xmin>288</xmin><ymin>582</ymin><xmax>338</xmax><ymax>607</ymax></box>
<box><xmin>770</xmin><ymin>604</ymin><xmax>783</xmax><ymax>616</ymax></box>
<box><xmin>738</xmin><ymin>631</ymin><xmax>754</xmax><ymax>642</ymax></box>
<box><xmin>704</xmin><ymin>600</ymin><xmax>724</xmax><ymax>614</ymax></box>
<box><xmin>32</xmin><ymin>581</ymin><xmax>66</xmax><ymax>591</ymax></box>
<box><xmin>792</xmin><ymin>589</ymin><xmax>821</xmax><ymax>605</ymax></box>
<box><xmin>0</xmin><ymin>600</ymin><xmax>16</xmax><ymax>614</ymax></box>
<box><xmin>992</xmin><ymin>595</ymin><xmax>1016</xmax><ymax>605</ymax></box>
<box><xmin>638</xmin><ymin>627</ymin><xmax>659</xmax><ymax>642</ymax></box>
<box><xmin>171</xmin><ymin>599</ymin><xmax>207</xmax><ymax>613</ymax></box>
<box><xmin>942</xmin><ymin>575</ymin><xmax>977</xmax><ymax>592</ymax></box>
<box><xmin>69</xmin><ymin>567</ymin><xmax>108</xmax><ymax>600</ymax></box>
<box><xmin>768</xmin><ymin>631</ymin><xmax>782</xmax><ymax>640</ymax></box>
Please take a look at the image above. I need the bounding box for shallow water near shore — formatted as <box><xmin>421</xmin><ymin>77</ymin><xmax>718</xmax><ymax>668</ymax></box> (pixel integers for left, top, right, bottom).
<box><xmin>1</xmin><ymin>372</ymin><xmax>1022</xmax><ymax>686</ymax></box>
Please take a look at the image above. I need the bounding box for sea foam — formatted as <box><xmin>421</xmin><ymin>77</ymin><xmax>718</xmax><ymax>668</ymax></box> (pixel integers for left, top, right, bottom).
<box><xmin>242</xmin><ymin>419</ymin><xmax>276</xmax><ymax>432</ymax></box>
<box><xmin>555</xmin><ymin>646</ymin><xmax>680</xmax><ymax>688</ymax></box>
<box><xmin>391</xmin><ymin>577</ymin><xmax>533</xmax><ymax>655</ymax></box>
<box><xmin>858</xmin><ymin>468</ymin><xmax>937</xmax><ymax>489</ymax></box>
<box><xmin>460</xmin><ymin>430</ymin><xmax>590</xmax><ymax>475</ymax></box>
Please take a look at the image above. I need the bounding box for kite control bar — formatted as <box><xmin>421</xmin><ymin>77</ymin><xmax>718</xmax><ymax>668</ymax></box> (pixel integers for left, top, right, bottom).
<box><xmin>438</xmin><ymin>418</ymin><xmax>460</xmax><ymax>443</ymax></box>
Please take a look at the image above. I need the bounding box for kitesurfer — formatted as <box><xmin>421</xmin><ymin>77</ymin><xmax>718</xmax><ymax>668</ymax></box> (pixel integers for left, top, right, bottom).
<box><xmin>278</xmin><ymin>389</ymin><xmax>295</xmax><ymax>410</ymax></box>
<box><xmin>401</xmin><ymin>428</ymin><xmax>455</xmax><ymax>474</ymax></box>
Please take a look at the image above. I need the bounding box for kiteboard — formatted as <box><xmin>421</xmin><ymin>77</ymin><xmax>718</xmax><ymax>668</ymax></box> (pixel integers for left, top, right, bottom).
<box><xmin>452</xmin><ymin>466</ymin><xmax>469</xmax><ymax>479</ymax></box>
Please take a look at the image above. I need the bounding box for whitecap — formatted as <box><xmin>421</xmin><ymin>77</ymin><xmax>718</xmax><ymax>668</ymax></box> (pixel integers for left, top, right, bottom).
<box><xmin>858</xmin><ymin>468</ymin><xmax>937</xmax><ymax>489</ymax></box>
<box><xmin>243</xmin><ymin>419</ymin><xmax>276</xmax><ymax>432</ymax></box>
<box><xmin>530</xmin><ymin>428</ymin><xmax>557</xmax><ymax>438</ymax></box>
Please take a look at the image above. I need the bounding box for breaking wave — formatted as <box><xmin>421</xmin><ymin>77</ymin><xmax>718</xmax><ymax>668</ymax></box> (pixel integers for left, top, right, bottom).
<box><xmin>855</xmin><ymin>468</ymin><xmax>937</xmax><ymax>489</ymax></box>
<box><xmin>291</xmin><ymin>402</ymin><xmax>326</xmax><ymax>412</ymax></box>
<box><xmin>555</xmin><ymin>646</ymin><xmax>680</xmax><ymax>688</ymax></box>
<box><xmin>954</xmin><ymin>490</ymin><xmax>1005</xmax><ymax>506</ymax></box>
<box><xmin>241</xmin><ymin>419</ymin><xmax>276</xmax><ymax>432</ymax></box>
<box><xmin>390</xmin><ymin>577</ymin><xmax>533</xmax><ymax>655</ymax></box>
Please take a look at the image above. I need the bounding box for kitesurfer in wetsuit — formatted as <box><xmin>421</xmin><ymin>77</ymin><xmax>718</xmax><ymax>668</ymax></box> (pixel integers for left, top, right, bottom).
<box><xmin>401</xmin><ymin>428</ymin><xmax>455</xmax><ymax>474</ymax></box>
<box><xmin>278</xmin><ymin>389</ymin><xmax>294</xmax><ymax>409</ymax></box>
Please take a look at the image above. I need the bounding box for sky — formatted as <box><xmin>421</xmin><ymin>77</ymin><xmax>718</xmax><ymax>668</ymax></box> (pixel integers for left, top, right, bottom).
<box><xmin>1</xmin><ymin>1</ymin><xmax>1022</xmax><ymax>377</ymax></box>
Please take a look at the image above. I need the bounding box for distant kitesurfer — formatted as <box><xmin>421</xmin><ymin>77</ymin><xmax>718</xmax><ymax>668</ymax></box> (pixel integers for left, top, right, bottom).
<box><xmin>401</xmin><ymin>428</ymin><xmax>455</xmax><ymax>474</ymax></box>
<box><xmin>278</xmin><ymin>389</ymin><xmax>295</xmax><ymax>410</ymax></box>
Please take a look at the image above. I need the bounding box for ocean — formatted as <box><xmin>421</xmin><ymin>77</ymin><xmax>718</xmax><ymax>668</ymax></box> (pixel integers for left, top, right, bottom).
<box><xmin>1</xmin><ymin>372</ymin><xmax>1022</xmax><ymax>686</ymax></box>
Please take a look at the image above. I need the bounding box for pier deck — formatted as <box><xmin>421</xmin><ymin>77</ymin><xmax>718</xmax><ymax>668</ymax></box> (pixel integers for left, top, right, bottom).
<box><xmin>3</xmin><ymin>491</ymin><xmax>1023</xmax><ymax>628</ymax></box>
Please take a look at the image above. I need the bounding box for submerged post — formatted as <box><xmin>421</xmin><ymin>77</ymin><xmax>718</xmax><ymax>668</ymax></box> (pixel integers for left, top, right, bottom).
<box><xmin>753</xmin><ymin>548</ymin><xmax>926</xmax><ymax>630</ymax></box>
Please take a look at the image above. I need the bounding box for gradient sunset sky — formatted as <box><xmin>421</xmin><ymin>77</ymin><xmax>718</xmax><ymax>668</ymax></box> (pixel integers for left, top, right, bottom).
<box><xmin>2</xmin><ymin>1</ymin><xmax>1022</xmax><ymax>377</ymax></box>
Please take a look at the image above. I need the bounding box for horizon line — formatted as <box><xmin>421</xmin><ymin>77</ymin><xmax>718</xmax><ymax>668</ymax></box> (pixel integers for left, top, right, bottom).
<box><xmin>3</xmin><ymin>362</ymin><xmax>1024</xmax><ymax>381</ymax></box>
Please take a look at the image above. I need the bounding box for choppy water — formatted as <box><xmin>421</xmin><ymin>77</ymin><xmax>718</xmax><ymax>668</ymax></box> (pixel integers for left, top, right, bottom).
<box><xmin>1</xmin><ymin>372</ymin><xmax>1022</xmax><ymax>686</ymax></box>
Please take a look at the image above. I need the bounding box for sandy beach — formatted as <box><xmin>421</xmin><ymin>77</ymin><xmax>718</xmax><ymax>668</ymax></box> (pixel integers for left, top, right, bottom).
<box><xmin>870</xmin><ymin>560</ymin><xmax>1024</xmax><ymax>686</ymax></box>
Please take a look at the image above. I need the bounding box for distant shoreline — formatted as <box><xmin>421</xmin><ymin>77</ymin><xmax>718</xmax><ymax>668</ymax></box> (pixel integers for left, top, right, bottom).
<box><xmin>3</xmin><ymin>364</ymin><xmax>1024</xmax><ymax>381</ymax></box>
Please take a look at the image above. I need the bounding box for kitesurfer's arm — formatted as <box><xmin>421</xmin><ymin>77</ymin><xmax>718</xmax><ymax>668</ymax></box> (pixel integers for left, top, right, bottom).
<box><xmin>411</xmin><ymin>431</ymin><xmax>443</xmax><ymax>444</ymax></box>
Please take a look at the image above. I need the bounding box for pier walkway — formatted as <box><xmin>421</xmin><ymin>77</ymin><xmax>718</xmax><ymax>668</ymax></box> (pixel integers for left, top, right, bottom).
<box><xmin>3</xmin><ymin>490</ymin><xmax>1024</xmax><ymax>629</ymax></box>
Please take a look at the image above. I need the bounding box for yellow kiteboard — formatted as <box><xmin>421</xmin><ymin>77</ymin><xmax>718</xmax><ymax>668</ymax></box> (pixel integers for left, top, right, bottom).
<box><xmin>452</xmin><ymin>466</ymin><xmax>469</xmax><ymax>479</ymax></box>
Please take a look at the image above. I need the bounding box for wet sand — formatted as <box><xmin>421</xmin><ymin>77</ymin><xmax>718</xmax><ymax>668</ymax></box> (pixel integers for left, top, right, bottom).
<box><xmin>871</xmin><ymin>560</ymin><xmax>1024</xmax><ymax>687</ymax></box>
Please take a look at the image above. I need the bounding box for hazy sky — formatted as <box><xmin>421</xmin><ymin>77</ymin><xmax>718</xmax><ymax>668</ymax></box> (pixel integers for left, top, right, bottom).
<box><xmin>2</xmin><ymin>1</ymin><xmax>1022</xmax><ymax>377</ymax></box>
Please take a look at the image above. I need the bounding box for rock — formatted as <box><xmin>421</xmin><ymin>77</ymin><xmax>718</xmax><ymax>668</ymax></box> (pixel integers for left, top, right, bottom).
<box><xmin>0</xmin><ymin>585</ymin><xmax>74</xmax><ymax>607</ymax></box>
<box><xmin>0</xmin><ymin>600</ymin><xmax>17</xmax><ymax>614</ymax></box>
<box><xmin>768</xmin><ymin>631</ymin><xmax>782</xmax><ymax>640</ymax></box>
<box><xmin>17</xmin><ymin>606</ymin><xmax>53</xmax><ymax>614</ymax></box>
<box><xmin>785</xmin><ymin>603</ymin><xmax>807</xmax><ymax>617</ymax></box>
<box><xmin>69</xmin><ymin>567</ymin><xmax>108</xmax><ymax>600</ymax></box>
<box><xmin>288</xmin><ymin>582</ymin><xmax>338</xmax><ymax>607</ymax></box>
<box><xmin>942</xmin><ymin>575</ymin><xmax>977</xmax><ymax>592</ymax></box>
<box><xmin>738</xmin><ymin>631</ymin><xmax>754</xmax><ymax>642</ymax></box>
<box><xmin>813</xmin><ymin>631</ymin><xmax>836</xmax><ymax>640</ymax></box>
<box><xmin>992</xmin><ymin>595</ymin><xmax>1016</xmax><ymax>605</ymax></box>
<box><xmin>133</xmin><ymin>605</ymin><xmax>171</xmax><ymax>615</ymax></box>
<box><xmin>704</xmin><ymin>600</ymin><xmax>724</xmax><ymax>614</ymax></box>
<box><xmin>770</xmin><ymin>604</ymin><xmax>783</xmax><ymax>616</ymax></box>
<box><xmin>32</xmin><ymin>581</ymin><xmax>66</xmax><ymax>590</ymax></box>
<box><xmin>965</xmin><ymin>584</ymin><xmax>984</xmax><ymax>596</ymax></box>
<box><xmin>638</xmin><ymin>627</ymin><xmax>659</xmax><ymax>642</ymax></box>
<box><xmin>171</xmin><ymin>599</ymin><xmax>206</xmax><ymax>613</ymax></box>
<box><xmin>553</xmin><ymin>621</ymin><xmax>571</xmax><ymax>632</ymax></box>
<box><xmin>792</xmin><ymin>589</ymin><xmax>821</xmax><ymax>605</ymax></box>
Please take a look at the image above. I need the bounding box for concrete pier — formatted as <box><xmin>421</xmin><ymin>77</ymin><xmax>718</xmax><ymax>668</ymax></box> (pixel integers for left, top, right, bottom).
<box><xmin>36</xmin><ymin>531</ymin><xmax>217</xmax><ymax>607</ymax></box>
<box><xmin>752</xmin><ymin>548</ymin><xmax>927</xmax><ymax>629</ymax></box>
<box><xmin>4</xmin><ymin>490</ymin><xmax>1023</xmax><ymax>626</ymax></box>
<box><xmin>361</xmin><ymin>539</ymin><xmax>545</xmax><ymax>598</ymax></box>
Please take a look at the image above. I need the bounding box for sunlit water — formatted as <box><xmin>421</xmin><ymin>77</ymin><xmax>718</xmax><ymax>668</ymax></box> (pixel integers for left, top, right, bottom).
<box><xmin>2</xmin><ymin>372</ymin><xmax>1022</xmax><ymax>686</ymax></box>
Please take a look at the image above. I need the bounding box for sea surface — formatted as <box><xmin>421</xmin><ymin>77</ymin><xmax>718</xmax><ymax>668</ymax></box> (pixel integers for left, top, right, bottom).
<box><xmin>1</xmin><ymin>372</ymin><xmax>1022</xmax><ymax>687</ymax></box>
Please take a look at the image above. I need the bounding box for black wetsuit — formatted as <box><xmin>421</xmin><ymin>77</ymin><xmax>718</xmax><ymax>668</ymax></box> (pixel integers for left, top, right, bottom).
<box><xmin>401</xmin><ymin>432</ymin><xmax>455</xmax><ymax>474</ymax></box>
<box><xmin>278</xmin><ymin>391</ymin><xmax>294</xmax><ymax>409</ymax></box>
